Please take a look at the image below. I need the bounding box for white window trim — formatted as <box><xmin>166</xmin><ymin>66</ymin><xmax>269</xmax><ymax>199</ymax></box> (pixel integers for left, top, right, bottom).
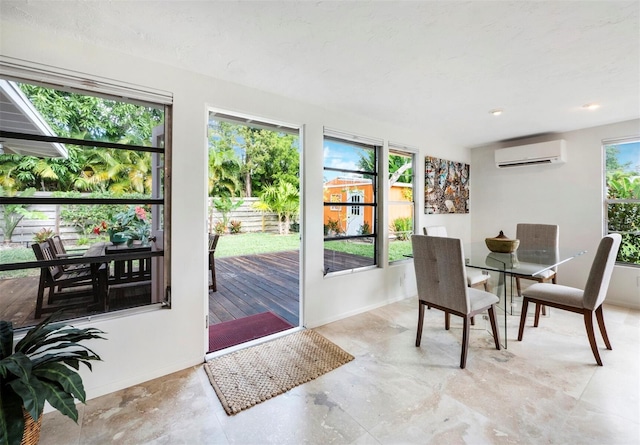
<box><xmin>0</xmin><ymin>55</ymin><xmax>173</xmax><ymax>106</ymax></box>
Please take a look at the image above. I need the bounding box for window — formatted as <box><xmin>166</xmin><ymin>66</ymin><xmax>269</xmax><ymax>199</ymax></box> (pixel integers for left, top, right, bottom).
<box><xmin>323</xmin><ymin>130</ymin><xmax>380</xmax><ymax>274</ymax></box>
<box><xmin>388</xmin><ymin>146</ymin><xmax>415</xmax><ymax>263</ymax></box>
<box><xmin>0</xmin><ymin>68</ymin><xmax>171</xmax><ymax>329</ymax></box>
<box><xmin>604</xmin><ymin>137</ymin><xmax>640</xmax><ymax>266</ymax></box>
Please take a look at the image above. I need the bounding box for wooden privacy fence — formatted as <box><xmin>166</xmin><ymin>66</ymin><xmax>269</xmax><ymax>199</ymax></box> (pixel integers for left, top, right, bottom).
<box><xmin>0</xmin><ymin>194</ymin><xmax>284</xmax><ymax>244</ymax></box>
<box><xmin>207</xmin><ymin>198</ymin><xmax>282</xmax><ymax>234</ymax></box>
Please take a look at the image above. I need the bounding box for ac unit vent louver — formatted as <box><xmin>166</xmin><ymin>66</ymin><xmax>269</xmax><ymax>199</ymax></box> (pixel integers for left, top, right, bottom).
<box><xmin>495</xmin><ymin>140</ymin><xmax>566</xmax><ymax>169</ymax></box>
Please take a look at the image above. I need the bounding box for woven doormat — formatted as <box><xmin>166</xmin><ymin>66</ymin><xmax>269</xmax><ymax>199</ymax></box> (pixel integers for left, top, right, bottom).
<box><xmin>204</xmin><ymin>329</ymin><xmax>354</xmax><ymax>415</ymax></box>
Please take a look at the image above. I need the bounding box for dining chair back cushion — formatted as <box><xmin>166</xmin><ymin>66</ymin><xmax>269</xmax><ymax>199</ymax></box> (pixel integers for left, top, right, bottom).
<box><xmin>412</xmin><ymin>235</ymin><xmax>469</xmax><ymax>314</ymax></box>
<box><xmin>423</xmin><ymin>225</ymin><xmax>490</xmax><ymax>292</ymax></box>
<box><xmin>583</xmin><ymin>234</ymin><xmax>622</xmax><ymax>310</ymax></box>
<box><xmin>516</xmin><ymin>223</ymin><xmax>559</xmax><ymax>249</ymax></box>
<box><xmin>424</xmin><ymin>225</ymin><xmax>448</xmax><ymax>237</ymax></box>
<box><xmin>516</xmin><ymin>223</ymin><xmax>559</xmax><ymax>268</ymax></box>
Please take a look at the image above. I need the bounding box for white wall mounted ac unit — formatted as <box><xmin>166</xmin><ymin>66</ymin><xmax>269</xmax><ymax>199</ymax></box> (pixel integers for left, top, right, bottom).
<box><xmin>495</xmin><ymin>140</ymin><xmax>567</xmax><ymax>168</ymax></box>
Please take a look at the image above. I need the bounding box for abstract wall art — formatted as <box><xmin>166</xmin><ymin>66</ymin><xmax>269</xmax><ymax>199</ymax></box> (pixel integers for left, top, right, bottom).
<box><xmin>424</xmin><ymin>156</ymin><xmax>469</xmax><ymax>214</ymax></box>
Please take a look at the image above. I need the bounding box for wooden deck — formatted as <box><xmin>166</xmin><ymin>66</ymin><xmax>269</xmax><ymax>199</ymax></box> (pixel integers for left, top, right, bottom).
<box><xmin>210</xmin><ymin>250</ymin><xmax>300</xmax><ymax>326</ymax></box>
<box><xmin>209</xmin><ymin>248</ymin><xmax>373</xmax><ymax>327</ymax></box>
<box><xmin>1</xmin><ymin>249</ymin><xmax>371</xmax><ymax>330</ymax></box>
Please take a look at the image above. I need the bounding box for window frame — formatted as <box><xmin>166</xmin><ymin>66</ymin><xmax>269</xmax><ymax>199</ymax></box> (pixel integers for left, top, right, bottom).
<box><xmin>603</xmin><ymin>136</ymin><xmax>640</xmax><ymax>267</ymax></box>
<box><xmin>0</xmin><ymin>63</ymin><xmax>172</xmax><ymax>325</ymax></box>
<box><xmin>323</xmin><ymin>131</ymin><xmax>380</xmax><ymax>274</ymax></box>
<box><xmin>387</xmin><ymin>144</ymin><xmax>416</xmax><ymax>264</ymax></box>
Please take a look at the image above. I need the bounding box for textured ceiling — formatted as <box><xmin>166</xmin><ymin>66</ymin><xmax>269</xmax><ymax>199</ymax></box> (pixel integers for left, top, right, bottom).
<box><xmin>1</xmin><ymin>0</ymin><xmax>639</xmax><ymax>147</ymax></box>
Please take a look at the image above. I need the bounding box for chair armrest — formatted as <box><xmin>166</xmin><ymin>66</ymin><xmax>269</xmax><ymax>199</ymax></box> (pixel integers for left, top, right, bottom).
<box><xmin>55</xmin><ymin>252</ymin><xmax>85</xmax><ymax>258</ymax></box>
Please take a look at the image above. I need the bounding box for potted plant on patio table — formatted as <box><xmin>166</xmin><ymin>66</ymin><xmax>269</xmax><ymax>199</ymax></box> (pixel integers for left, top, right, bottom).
<box><xmin>0</xmin><ymin>314</ymin><xmax>105</xmax><ymax>445</ymax></box>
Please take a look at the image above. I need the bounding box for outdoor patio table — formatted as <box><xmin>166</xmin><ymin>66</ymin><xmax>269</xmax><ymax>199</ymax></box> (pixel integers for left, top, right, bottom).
<box><xmin>81</xmin><ymin>242</ymin><xmax>152</xmax><ymax>310</ymax></box>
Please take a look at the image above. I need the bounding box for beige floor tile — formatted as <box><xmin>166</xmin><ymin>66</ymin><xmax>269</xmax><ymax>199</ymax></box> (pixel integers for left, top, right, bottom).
<box><xmin>37</xmin><ymin>297</ymin><xmax>640</xmax><ymax>445</ymax></box>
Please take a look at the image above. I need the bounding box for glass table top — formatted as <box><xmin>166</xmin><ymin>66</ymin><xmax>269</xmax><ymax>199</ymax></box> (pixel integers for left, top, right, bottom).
<box><xmin>464</xmin><ymin>242</ymin><xmax>587</xmax><ymax>277</ymax></box>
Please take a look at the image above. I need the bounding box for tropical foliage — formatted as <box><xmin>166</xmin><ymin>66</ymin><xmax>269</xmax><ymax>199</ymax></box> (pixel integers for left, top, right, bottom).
<box><xmin>207</xmin><ymin>146</ymin><xmax>242</xmax><ymax>198</ymax></box>
<box><xmin>358</xmin><ymin>151</ymin><xmax>413</xmax><ymax>185</ymax></box>
<box><xmin>391</xmin><ymin>216</ymin><xmax>413</xmax><ymax>241</ymax></box>
<box><xmin>254</xmin><ymin>181</ymin><xmax>299</xmax><ymax>235</ymax></box>
<box><xmin>606</xmin><ymin>144</ymin><xmax>640</xmax><ymax>264</ymax></box>
<box><xmin>103</xmin><ymin>206</ymin><xmax>152</xmax><ymax>241</ymax></box>
<box><xmin>0</xmin><ymin>83</ymin><xmax>162</xmax><ymax>195</ymax></box>
<box><xmin>211</xmin><ymin>196</ymin><xmax>244</xmax><ymax>233</ymax></box>
<box><xmin>0</xmin><ymin>187</ymin><xmax>46</xmax><ymax>242</ymax></box>
<box><xmin>0</xmin><ymin>314</ymin><xmax>105</xmax><ymax>445</ymax></box>
<box><xmin>208</xmin><ymin>120</ymin><xmax>299</xmax><ymax>197</ymax></box>
<box><xmin>57</xmin><ymin>191</ymin><xmax>150</xmax><ymax>238</ymax></box>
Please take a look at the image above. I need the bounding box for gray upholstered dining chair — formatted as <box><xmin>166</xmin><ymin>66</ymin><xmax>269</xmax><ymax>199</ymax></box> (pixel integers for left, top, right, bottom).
<box><xmin>423</xmin><ymin>226</ymin><xmax>491</xmax><ymax>291</ymax></box>
<box><xmin>514</xmin><ymin>223</ymin><xmax>559</xmax><ymax>296</ymax></box>
<box><xmin>517</xmin><ymin>234</ymin><xmax>621</xmax><ymax>366</ymax></box>
<box><xmin>412</xmin><ymin>235</ymin><xmax>501</xmax><ymax>368</ymax></box>
<box><xmin>513</xmin><ymin>223</ymin><xmax>559</xmax><ymax>316</ymax></box>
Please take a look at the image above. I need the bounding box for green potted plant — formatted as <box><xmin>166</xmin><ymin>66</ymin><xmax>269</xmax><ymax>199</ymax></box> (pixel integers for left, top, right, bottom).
<box><xmin>0</xmin><ymin>314</ymin><xmax>106</xmax><ymax>445</ymax></box>
<box><xmin>123</xmin><ymin>207</ymin><xmax>151</xmax><ymax>245</ymax></box>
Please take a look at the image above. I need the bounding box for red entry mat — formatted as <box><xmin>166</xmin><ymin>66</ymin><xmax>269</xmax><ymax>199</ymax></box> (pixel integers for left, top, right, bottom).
<box><xmin>208</xmin><ymin>312</ymin><xmax>294</xmax><ymax>353</ymax></box>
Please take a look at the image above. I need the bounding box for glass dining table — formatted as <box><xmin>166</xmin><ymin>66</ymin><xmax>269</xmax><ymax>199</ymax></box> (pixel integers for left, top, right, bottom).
<box><xmin>462</xmin><ymin>242</ymin><xmax>587</xmax><ymax>348</ymax></box>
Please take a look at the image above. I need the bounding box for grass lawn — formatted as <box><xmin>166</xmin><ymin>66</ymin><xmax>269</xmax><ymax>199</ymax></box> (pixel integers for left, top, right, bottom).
<box><xmin>324</xmin><ymin>238</ymin><xmax>412</xmax><ymax>262</ymax></box>
<box><xmin>0</xmin><ymin>246</ymin><xmax>38</xmax><ymax>278</ymax></box>
<box><xmin>1</xmin><ymin>232</ymin><xmax>413</xmax><ymax>279</ymax></box>
<box><xmin>218</xmin><ymin>233</ymin><xmax>412</xmax><ymax>261</ymax></box>
<box><xmin>216</xmin><ymin>232</ymin><xmax>300</xmax><ymax>257</ymax></box>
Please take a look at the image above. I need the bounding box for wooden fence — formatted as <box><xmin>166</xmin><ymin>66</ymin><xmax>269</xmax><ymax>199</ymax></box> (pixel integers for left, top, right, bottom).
<box><xmin>0</xmin><ymin>194</ymin><xmax>285</xmax><ymax>244</ymax></box>
<box><xmin>207</xmin><ymin>198</ymin><xmax>282</xmax><ymax>234</ymax></box>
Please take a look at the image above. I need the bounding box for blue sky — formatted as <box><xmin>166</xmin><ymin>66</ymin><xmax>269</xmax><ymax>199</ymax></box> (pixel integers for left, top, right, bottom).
<box><xmin>615</xmin><ymin>141</ymin><xmax>640</xmax><ymax>172</ymax></box>
<box><xmin>323</xmin><ymin>140</ymin><xmax>370</xmax><ymax>181</ymax></box>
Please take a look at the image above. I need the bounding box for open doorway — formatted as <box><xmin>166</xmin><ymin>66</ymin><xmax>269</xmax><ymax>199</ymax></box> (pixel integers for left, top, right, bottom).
<box><xmin>205</xmin><ymin>111</ymin><xmax>301</xmax><ymax>352</ymax></box>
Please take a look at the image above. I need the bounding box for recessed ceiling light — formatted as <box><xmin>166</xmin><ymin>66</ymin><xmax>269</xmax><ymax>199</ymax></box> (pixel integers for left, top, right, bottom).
<box><xmin>582</xmin><ymin>103</ymin><xmax>600</xmax><ymax>110</ymax></box>
<box><xmin>489</xmin><ymin>109</ymin><xmax>503</xmax><ymax>116</ymax></box>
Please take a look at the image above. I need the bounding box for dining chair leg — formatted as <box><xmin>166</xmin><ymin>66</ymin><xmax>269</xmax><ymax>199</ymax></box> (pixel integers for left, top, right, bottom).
<box><xmin>488</xmin><ymin>305</ymin><xmax>501</xmax><ymax>350</ymax></box>
<box><xmin>534</xmin><ymin>303</ymin><xmax>542</xmax><ymax>327</ymax></box>
<box><xmin>518</xmin><ymin>297</ymin><xmax>529</xmax><ymax>341</ymax></box>
<box><xmin>416</xmin><ymin>301</ymin><xmax>425</xmax><ymax>347</ymax></box>
<box><xmin>595</xmin><ymin>305</ymin><xmax>612</xmax><ymax>350</ymax></box>
<box><xmin>584</xmin><ymin>310</ymin><xmax>603</xmax><ymax>366</ymax></box>
<box><xmin>516</xmin><ymin>276</ymin><xmax>522</xmax><ymax>297</ymax></box>
<box><xmin>460</xmin><ymin>316</ymin><xmax>470</xmax><ymax>369</ymax></box>
<box><xmin>445</xmin><ymin>312</ymin><xmax>450</xmax><ymax>330</ymax></box>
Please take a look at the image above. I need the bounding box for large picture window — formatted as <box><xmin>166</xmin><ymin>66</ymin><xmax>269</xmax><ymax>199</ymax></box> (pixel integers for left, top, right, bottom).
<box><xmin>604</xmin><ymin>137</ymin><xmax>639</xmax><ymax>266</ymax></box>
<box><xmin>0</xmin><ymin>70</ymin><xmax>171</xmax><ymax>329</ymax></box>
<box><xmin>323</xmin><ymin>130</ymin><xmax>380</xmax><ymax>274</ymax></box>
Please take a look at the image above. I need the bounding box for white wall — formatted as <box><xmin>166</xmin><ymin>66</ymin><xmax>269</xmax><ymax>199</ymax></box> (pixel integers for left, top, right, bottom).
<box><xmin>470</xmin><ymin>119</ymin><xmax>640</xmax><ymax>309</ymax></box>
<box><xmin>1</xmin><ymin>21</ymin><xmax>470</xmax><ymax>399</ymax></box>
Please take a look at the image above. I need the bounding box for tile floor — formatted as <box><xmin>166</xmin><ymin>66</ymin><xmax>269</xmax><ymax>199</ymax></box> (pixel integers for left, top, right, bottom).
<box><xmin>39</xmin><ymin>297</ymin><xmax>640</xmax><ymax>444</ymax></box>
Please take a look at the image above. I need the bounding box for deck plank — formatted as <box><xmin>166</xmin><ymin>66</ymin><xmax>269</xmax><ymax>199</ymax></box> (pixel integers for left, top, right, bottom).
<box><xmin>2</xmin><ymin>248</ymin><xmax>374</xmax><ymax>329</ymax></box>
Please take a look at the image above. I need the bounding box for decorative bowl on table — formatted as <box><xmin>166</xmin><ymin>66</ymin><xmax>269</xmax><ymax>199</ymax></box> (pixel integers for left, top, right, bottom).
<box><xmin>485</xmin><ymin>230</ymin><xmax>520</xmax><ymax>253</ymax></box>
